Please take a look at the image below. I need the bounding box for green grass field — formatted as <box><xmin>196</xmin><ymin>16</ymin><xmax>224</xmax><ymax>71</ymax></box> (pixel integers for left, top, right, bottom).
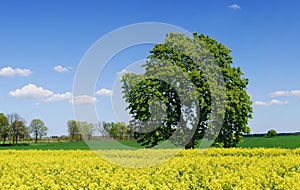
<box><xmin>237</xmin><ymin>135</ymin><xmax>300</xmax><ymax>149</ymax></box>
<box><xmin>0</xmin><ymin>140</ymin><xmax>143</xmax><ymax>150</ymax></box>
<box><xmin>0</xmin><ymin>141</ymin><xmax>90</xmax><ymax>150</ymax></box>
<box><xmin>0</xmin><ymin>135</ymin><xmax>299</xmax><ymax>150</ymax></box>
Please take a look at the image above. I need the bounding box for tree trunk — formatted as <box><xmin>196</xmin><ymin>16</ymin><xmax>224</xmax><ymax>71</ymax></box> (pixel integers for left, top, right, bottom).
<box><xmin>185</xmin><ymin>139</ymin><xmax>195</xmax><ymax>149</ymax></box>
<box><xmin>35</xmin><ymin>134</ymin><xmax>38</xmax><ymax>143</ymax></box>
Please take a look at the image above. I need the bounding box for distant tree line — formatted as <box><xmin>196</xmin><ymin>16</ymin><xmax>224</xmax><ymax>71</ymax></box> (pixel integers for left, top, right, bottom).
<box><xmin>243</xmin><ymin>130</ymin><xmax>300</xmax><ymax>137</ymax></box>
<box><xmin>67</xmin><ymin>120</ymin><xmax>133</xmax><ymax>141</ymax></box>
<box><xmin>0</xmin><ymin>112</ymin><xmax>48</xmax><ymax>144</ymax></box>
<box><xmin>0</xmin><ymin>111</ymin><xmax>135</xmax><ymax>144</ymax></box>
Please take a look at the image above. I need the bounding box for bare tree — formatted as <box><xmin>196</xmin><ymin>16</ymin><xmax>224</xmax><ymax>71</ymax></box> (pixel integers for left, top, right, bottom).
<box><xmin>95</xmin><ymin>121</ymin><xmax>109</xmax><ymax>139</ymax></box>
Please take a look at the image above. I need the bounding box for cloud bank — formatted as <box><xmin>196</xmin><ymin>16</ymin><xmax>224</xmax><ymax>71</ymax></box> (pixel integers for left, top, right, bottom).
<box><xmin>0</xmin><ymin>66</ymin><xmax>32</xmax><ymax>77</ymax></box>
<box><xmin>254</xmin><ymin>99</ymin><xmax>288</xmax><ymax>106</ymax></box>
<box><xmin>9</xmin><ymin>84</ymin><xmax>112</xmax><ymax>105</ymax></box>
<box><xmin>9</xmin><ymin>84</ymin><xmax>53</xmax><ymax>99</ymax></box>
<box><xmin>269</xmin><ymin>90</ymin><xmax>300</xmax><ymax>98</ymax></box>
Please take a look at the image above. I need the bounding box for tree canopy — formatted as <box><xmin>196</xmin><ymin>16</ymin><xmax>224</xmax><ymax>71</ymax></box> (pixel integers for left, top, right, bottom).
<box><xmin>103</xmin><ymin>122</ymin><xmax>131</xmax><ymax>140</ymax></box>
<box><xmin>121</xmin><ymin>33</ymin><xmax>252</xmax><ymax>148</ymax></box>
<box><xmin>267</xmin><ymin>129</ymin><xmax>277</xmax><ymax>137</ymax></box>
<box><xmin>7</xmin><ymin>113</ymin><xmax>26</xmax><ymax>144</ymax></box>
<box><xmin>77</xmin><ymin>121</ymin><xmax>95</xmax><ymax>141</ymax></box>
<box><xmin>29</xmin><ymin>119</ymin><xmax>48</xmax><ymax>143</ymax></box>
<box><xmin>67</xmin><ymin>120</ymin><xmax>80</xmax><ymax>141</ymax></box>
<box><xmin>0</xmin><ymin>113</ymin><xmax>9</xmax><ymax>144</ymax></box>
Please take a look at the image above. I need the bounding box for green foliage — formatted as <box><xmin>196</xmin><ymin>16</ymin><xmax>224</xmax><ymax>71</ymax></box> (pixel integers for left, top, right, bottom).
<box><xmin>103</xmin><ymin>122</ymin><xmax>132</xmax><ymax>140</ymax></box>
<box><xmin>122</xmin><ymin>33</ymin><xmax>252</xmax><ymax>148</ymax></box>
<box><xmin>7</xmin><ymin>113</ymin><xmax>27</xmax><ymax>144</ymax></box>
<box><xmin>67</xmin><ymin>120</ymin><xmax>81</xmax><ymax>141</ymax></box>
<box><xmin>267</xmin><ymin>129</ymin><xmax>277</xmax><ymax>137</ymax></box>
<box><xmin>68</xmin><ymin>120</ymin><xmax>96</xmax><ymax>141</ymax></box>
<box><xmin>0</xmin><ymin>113</ymin><xmax>9</xmax><ymax>144</ymax></box>
<box><xmin>77</xmin><ymin>121</ymin><xmax>95</xmax><ymax>141</ymax></box>
<box><xmin>29</xmin><ymin>119</ymin><xmax>48</xmax><ymax>143</ymax></box>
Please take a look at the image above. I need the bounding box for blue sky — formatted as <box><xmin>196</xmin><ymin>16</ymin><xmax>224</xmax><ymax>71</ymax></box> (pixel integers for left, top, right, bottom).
<box><xmin>1</xmin><ymin>0</ymin><xmax>300</xmax><ymax>136</ymax></box>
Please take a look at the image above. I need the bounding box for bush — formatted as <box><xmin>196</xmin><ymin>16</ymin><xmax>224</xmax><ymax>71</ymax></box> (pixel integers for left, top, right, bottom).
<box><xmin>267</xmin><ymin>130</ymin><xmax>277</xmax><ymax>137</ymax></box>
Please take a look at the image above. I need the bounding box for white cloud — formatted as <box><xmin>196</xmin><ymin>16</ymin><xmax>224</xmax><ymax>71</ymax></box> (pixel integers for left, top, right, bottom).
<box><xmin>228</xmin><ymin>4</ymin><xmax>241</xmax><ymax>10</ymax></box>
<box><xmin>0</xmin><ymin>66</ymin><xmax>32</xmax><ymax>77</ymax></box>
<box><xmin>254</xmin><ymin>89</ymin><xmax>300</xmax><ymax>106</ymax></box>
<box><xmin>9</xmin><ymin>84</ymin><xmax>100</xmax><ymax>104</ymax></box>
<box><xmin>254</xmin><ymin>99</ymin><xmax>288</xmax><ymax>106</ymax></box>
<box><xmin>254</xmin><ymin>101</ymin><xmax>269</xmax><ymax>106</ymax></box>
<box><xmin>269</xmin><ymin>90</ymin><xmax>300</xmax><ymax>98</ymax></box>
<box><xmin>71</xmin><ymin>95</ymin><xmax>97</xmax><ymax>105</ymax></box>
<box><xmin>269</xmin><ymin>91</ymin><xmax>289</xmax><ymax>97</ymax></box>
<box><xmin>54</xmin><ymin>65</ymin><xmax>70</xmax><ymax>73</ymax></box>
<box><xmin>96</xmin><ymin>88</ymin><xmax>113</xmax><ymax>96</ymax></box>
<box><xmin>269</xmin><ymin>99</ymin><xmax>288</xmax><ymax>105</ymax></box>
<box><xmin>9</xmin><ymin>84</ymin><xmax>53</xmax><ymax>99</ymax></box>
<box><xmin>9</xmin><ymin>84</ymin><xmax>71</xmax><ymax>103</ymax></box>
<box><xmin>45</xmin><ymin>92</ymin><xmax>72</xmax><ymax>102</ymax></box>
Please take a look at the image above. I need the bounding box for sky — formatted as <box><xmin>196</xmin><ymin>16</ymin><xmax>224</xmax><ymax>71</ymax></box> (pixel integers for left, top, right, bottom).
<box><xmin>0</xmin><ymin>0</ymin><xmax>300</xmax><ymax>136</ymax></box>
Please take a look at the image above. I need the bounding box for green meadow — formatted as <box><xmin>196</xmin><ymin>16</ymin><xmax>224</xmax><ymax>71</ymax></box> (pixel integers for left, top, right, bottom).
<box><xmin>0</xmin><ymin>135</ymin><xmax>299</xmax><ymax>150</ymax></box>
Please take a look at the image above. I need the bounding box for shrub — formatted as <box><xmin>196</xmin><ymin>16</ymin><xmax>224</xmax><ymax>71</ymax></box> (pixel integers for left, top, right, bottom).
<box><xmin>267</xmin><ymin>129</ymin><xmax>277</xmax><ymax>137</ymax></box>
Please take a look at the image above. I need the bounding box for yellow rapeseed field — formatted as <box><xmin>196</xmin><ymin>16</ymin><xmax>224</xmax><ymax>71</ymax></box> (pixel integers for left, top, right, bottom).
<box><xmin>0</xmin><ymin>148</ymin><xmax>299</xmax><ymax>189</ymax></box>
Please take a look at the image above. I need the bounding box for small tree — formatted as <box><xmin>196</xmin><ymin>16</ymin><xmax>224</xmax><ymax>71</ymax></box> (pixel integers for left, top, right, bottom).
<box><xmin>77</xmin><ymin>122</ymin><xmax>95</xmax><ymax>141</ymax></box>
<box><xmin>0</xmin><ymin>113</ymin><xmax>9</xmax><ymax>144</ymax></box>
<box><xmin>38</xmin><ymin>126</ymin><xmax>48</xmax><ymax>140</ymax></box>
<box><xmin>95</xmin><ymin>121</ymin><xmax>110</xmax><ymax>138</ymax></box>
<box><xmin>103</xmin><ymin>122</ymin><xmax>118</xmax><ymax>139</ymax></box>
<box><xmin>7</xmin><ymin>113</ymin><xmax>26</xmax><ymax>144</ymax></box>
<box><xmin>67</xmin><ymin>120</ymin><xmax>81</xmax><ymax>141</ymax></box>
<box><xmin>29</xmin><ymin>119</ymin><xmax>48</xmax><ymax>143</ymax></box>
<box><xmin>103</xmin><ymin>122</ymin><xmax>131</xmax><ymax>140</ymax></box>
<box><xmin>267</xmin><ymin>129</ymin><xmax>277</xmax><ymax>137</ymax></box>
